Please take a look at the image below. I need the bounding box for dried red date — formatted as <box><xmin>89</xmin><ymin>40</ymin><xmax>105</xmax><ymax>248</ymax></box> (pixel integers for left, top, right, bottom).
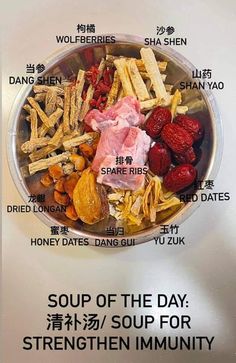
<box><xmin>145</xmin><ymin>107</ymin><xmax>171</xmax><ymax>139</ymax></box>
<box><xmin>173</xmin><ymin>147</ymin><xmax>197</xmax><ymax>165</ymax></box>
<box><xmin>148</xmin><ymin>142</ymin><xmax>171</xmax><ymax>176</ymax></box>
<box><xmin>174</xmin><ymin>114</ymin><xmax>203</xmax><ymax>141</ymax></box>
<box><xmin>163</xmin><ymin>164</ymin><xmax>197</xmax><ymax>192</ymax></box>
<box><xmin>161</xmin><ymin>123</ymin><xmax>193</xmax><ymax>154</ymax></box>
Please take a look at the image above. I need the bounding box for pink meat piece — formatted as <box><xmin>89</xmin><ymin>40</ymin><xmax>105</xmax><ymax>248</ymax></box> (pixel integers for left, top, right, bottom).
<box><xmin>97</xmin><ymin>156</ymin><xmax>147</xmax><ymax>190</ymax></box>
<box><xmin>93</xmin><ymin>127</ymin><xmax>151</xmax><ymax>190</ymax></box>
<box><xmin>92</xmin><ymin>124</ymin><xmax>130</xmax><ymax>173</ymax></box>
<box><xmin>85</xmin><ymin>96</ymin><xmax>145</xmax><ymax>131</ymax></box>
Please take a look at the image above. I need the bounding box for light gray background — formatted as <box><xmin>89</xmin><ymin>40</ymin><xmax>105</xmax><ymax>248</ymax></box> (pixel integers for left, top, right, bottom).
<box><xmin>2</xmin><ymin>0</ymin><xmax>236</xmax><ymax>362</ymax></box>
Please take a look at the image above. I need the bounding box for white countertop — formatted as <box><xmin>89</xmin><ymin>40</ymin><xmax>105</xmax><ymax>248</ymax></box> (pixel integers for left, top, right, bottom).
<box><xmin>2</xmin><ymin>0</ymin><xmax>236</xmax><ymax>362</ymax></box>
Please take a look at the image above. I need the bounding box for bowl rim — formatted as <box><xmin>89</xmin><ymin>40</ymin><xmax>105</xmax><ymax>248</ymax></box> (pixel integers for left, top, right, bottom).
<box><xmin>7</xmin><ymin>33</ymin><xmax>223</xmax><ymax>247</ymax></box>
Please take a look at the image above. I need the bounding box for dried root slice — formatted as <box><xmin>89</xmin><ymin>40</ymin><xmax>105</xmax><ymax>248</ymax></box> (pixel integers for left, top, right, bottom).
<box><xmin>33</xmin><ymin>85</ymin><xmax>64</xmax><ymax>95</ymax></box>
<box><xmin>106</xmin><ymin>55</ymin><xmax>167</xmax><ymax>72</ymax></box>
<box><xmin>65</xmin><ymin>203</ymin><xmax>79</xmax><ymax>221</ymax></box>
<box><xmin>74</xmin><ymin>70</ymin><xmax>85</xmax><ymax>128</ymax></box>
<box><xmin>127</xmin><ymin>59</ymin><xmax>149</xmax><ymax>101</ymax></box>
<box><xmin>48</xmin><ymin>164</ymin><xmax>64</xmax><ymax>180</ymax></box>
<box><xmin>29</xmin><ymin>145</ymin><xmax>58</xmax><ymax>162</ymax></box>
<box><xmin>114</xmin><ymin>58</ymin><xmax>135</xmax><ymax>97</ymax></box>
<box><xmin>56</xmin><ymin>96</ymin><xmax>64</xmax><ymax>109</ymax></box>
<box><xmin>48</xmin><ymin>107</ymin><xmax>63</xmax><ymax>128</ymax></box>
<box><xmin>28</xmin><ymin>151</ymin><xmax>71</xmax><ymax>175</ymax></box>
<box><xmin>171</xmin><ymin>89</ymin><xmax>182</xmax><ymax>119</ymax></box>
<box><xmin>21</xmin><ymin>137</ymin><xmax>49</xmax><ymax>154</ymax></box>
<box><xmin>140</xmin><ymin>72</ymin><xmax>167</xmax><ymax>83</ymax></box>
<box><xmin>140</xmin><ymin>98</ymin><xmax>161</xmax><ymax>111</ymax></box>
<box><xmin>106</xmin><ymin>70</ymin><xmax>120</xmax><ymax>108</ymax></box>
<box><xmin>69</xmin><ymin>87</ymin><xmax>76</xmax><ymax>128</ymax></box>
<box><xmin>176</xmin><ymin>105</ymin><xmax>188</xmax><ymax>114</ymax></box>
<box><xmin>54</xmin><ymin>190</ymin><xmax>70</xmax><ymax>206</ymax></box>
<box><xmin>34</xmin><ymin>93</ymin><xmax>46</xmax><ymax>102</ymax></box>
<box><xmin>48</xmin><ymin>124</ymin><xmax>64</xmax><ymax>147</ymax></box>
<box><xmin>27</xmin><ymin>97</ymin><xmax>50</xmax><ymax>128</ymax></box>
<box><xmin>23</xmin><ymin>104</ymin><xmax>32</xmax><ymax>113</ymax></box>
<box><xmin>63</xmin><ymin>86</ymin><xmax>71</xmax><ymax>134</ymax></box>
<box><xmin>63</xmin><ymin>132</ymin><xmax>95</xmax><ymax>150</ymax></box>
<box><xmin>140</xmin><ymin>48</ymin><xmax>168</xmax><ymax>102</ymax></box>
<box><xmin>40</xmin><ymin>172</ymin><xmax>54</xmax><ymax>187</ymax></box>
<box><xmin>30</xmin><ymin>108</ymin><xmax>38</xmax><ymax>140</ymax></box>
<box><xmin>38</xmin><ymin>108</ymin><xmax>63</xmax><ymax>137</ymax></box>
<box><xmin>79</xmin><ymin>59</ymin><xmax>106</xmax><ymax>121</ymax></box>
<box><xmin>45</xmin><ymin>88</ymin><xmax>57</xmax><ymax>116</ymax></box>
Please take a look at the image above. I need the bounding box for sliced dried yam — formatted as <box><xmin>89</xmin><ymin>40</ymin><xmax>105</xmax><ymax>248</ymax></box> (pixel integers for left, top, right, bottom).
<box><xmin>106</xmin><ymin>70</ymin><xmax>120</xmax><ymax>108</ymax></box>
<box><xmin>140</xmin><ymin>48</ymin><xmax>168</xmax><ymax>102</ymax></box>
<box><xmin>127</xmin><ymin>59</ymin><xmax>149</xmax><ymax>101</ymax></box>
<box><xmin>140</xmin><ymin>98</ymin><xmax>161</xmax><ymax>111</ymax></box>
<box><xmin>114</xmin><ymin>58</ymin><xmax>135</xmax><ymax>97</ymax></box>
<box><xmin>28</xmin><ymin>151</ymin><xmax>71</xmax><ymax>175</ymax></box>
<box><xmin>106</xmin><ymin>55</ymin><xmax>167</xmax><ymax>72</ymax></box>
<box><xmin>176</xmin><ymin>105</ymin><xmax>188</xmax><ymax>114</ymax></box>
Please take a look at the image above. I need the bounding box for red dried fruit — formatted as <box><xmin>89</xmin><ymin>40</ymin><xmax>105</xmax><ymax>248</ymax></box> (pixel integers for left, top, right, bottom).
<box><xmin>161</xmin><ymin>123</ymin><xmax>193</xmax><ymax>154</ymax></box>
<box><xmin>163</xmin><ymin>164</ymin><xmax>197</xmax><ymax>192</ymax></box>
<box><xmin>148</xmin><ymin>142</ymin><xmax>171</xmax><ymax>176</ymax></box>
<box><xmin>173</xmin><ymin>147</ymin><xmax>197</xmax><ymax>165</ymax></box>
<box><xmin>174</xmin><ymin>114</ymin><xmax>203</xmax><ymax>142</ymax></box>
<box><xmin>145</xmin><ymin>107</ymin><xmax>171</xmax><ymax>139</ymax></box>
<box><xmin>84</xmin><ymin>123</ymin><xmax>93</xmax><ymax>132</ymax></box>
<box><xmin>89</xmin><ymin>99</ymin><xmax>97</xmax><ymax>108</ymax></box>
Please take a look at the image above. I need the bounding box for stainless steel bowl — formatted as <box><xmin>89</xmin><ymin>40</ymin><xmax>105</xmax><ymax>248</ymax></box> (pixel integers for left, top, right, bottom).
<box><xmin>8</xmin><ymin>34</ymin><xmax>223</xmax><ymax>247</ymax></box>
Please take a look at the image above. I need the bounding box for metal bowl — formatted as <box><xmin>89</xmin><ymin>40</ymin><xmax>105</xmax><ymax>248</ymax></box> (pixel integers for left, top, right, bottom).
<box><xmin>8</xmin><ymin>34</ymin><xmax>223</xmax><ymax>247</ymax></box>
